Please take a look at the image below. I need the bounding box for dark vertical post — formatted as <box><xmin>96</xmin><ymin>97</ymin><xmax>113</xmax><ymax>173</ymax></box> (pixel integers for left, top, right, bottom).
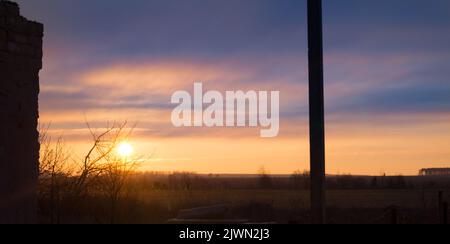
<box><xmin>390</xmin><ymin>207</ymin><xmax>398</xmax><ymax>225</ymax></box>
<box><xmin>438</xmin><ymin>191</ymin><xmax>443</xmax><ymax>223</ymax></box>
<box><xmin>443</xmin><ymin>202</ymin><xmax>448</xmax><ymax>225</ymax></box>
<box><xmin>308</xmin><ymin>0</ymin><xmax>326</xmax><ymax>224</ymax></box>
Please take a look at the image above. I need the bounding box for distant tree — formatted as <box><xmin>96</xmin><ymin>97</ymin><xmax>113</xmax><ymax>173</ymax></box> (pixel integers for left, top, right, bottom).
<box><xmin>370</xmin><ymin>177</ymin><xmax>379</xmax><ymax>189</ymax></box>
<box><xmin>258</xmin><ymin>167</ymin><xmax>273</xmax><ymax>189</ymax></box>
<box><xmin>334</xmin><ymin>174</ymin><xmax>367</xmax><ymax>189</ymax></box>
<box><xmin>168</xmin><ymin>172</ymin><xmax>196</xmax><ymax>190</ymax></box>
<box><xmin>290</xmin><ymin>170</ymin><xmax>310</xmax><ymax>189</ymax></box>
<box><xmin>387</xmin><ymin>175</ymin><xmax>407</xmax><ymax>189</ymax></box>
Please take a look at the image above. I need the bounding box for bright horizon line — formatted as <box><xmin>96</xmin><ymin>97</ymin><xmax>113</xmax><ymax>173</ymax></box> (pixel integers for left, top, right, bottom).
<box><xmin>126</xmin><ymin>170</ymin><xmax>432</xmax><ymax>177</ymax></box>
<box><xmin>132</xmin><ymin>169</ymin><xmax>429</xmax><ymax>177</ymax></box>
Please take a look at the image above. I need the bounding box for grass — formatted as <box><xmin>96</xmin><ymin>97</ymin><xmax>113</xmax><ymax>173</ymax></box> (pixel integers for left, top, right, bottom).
<box><xmin>136</xmin><ymin>189</ymin><xmax>441</xmax><ymax>209</ymax></box>
<box><xmin>39</xmin><ymin>186</ymin><xmax>449</xmax><ymax>224</ymax></box>
<box><xmin>117</xmin><ymin>188</ymin><xmax>444</xmax><ymax>224</ymax></box>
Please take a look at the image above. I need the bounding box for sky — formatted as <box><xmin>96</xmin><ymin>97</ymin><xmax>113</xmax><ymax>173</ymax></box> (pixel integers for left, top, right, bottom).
<box><xmin>16</xmin><ymin>0</ymin><xmax>450</xmax><ymax>175</ymax></box>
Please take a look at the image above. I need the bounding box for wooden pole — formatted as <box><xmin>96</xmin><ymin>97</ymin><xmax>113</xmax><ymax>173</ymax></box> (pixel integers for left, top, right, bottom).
<box><xmin>308</xmin><ymin>0</ymin><xmax>326</xmax><ymax>224</ymax></box>
<box><xmin>443</xmin><ymin>202</ymin><xmax>448</xmax><ymax>225</ymax></box>
<box><xmin>439</xmin><ymin>191</ymin><xmax>443</xmax><ymax>223</ymax></box>
<box><xmin>390</xmin><ymin>207</ymin><xmax>398</xmax><ymax>225</ymax></box>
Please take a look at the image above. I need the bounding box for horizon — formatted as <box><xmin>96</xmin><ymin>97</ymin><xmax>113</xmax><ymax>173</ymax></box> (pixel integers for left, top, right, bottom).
<box><xmin>128</xmin><ymin>171</ymin><xmax>447</xmax><ymax>177</ymax></box>
<box><xmin>123</xmin><ymin>168</ymin><xmax>450</xmax><ymax>177</ymax></box>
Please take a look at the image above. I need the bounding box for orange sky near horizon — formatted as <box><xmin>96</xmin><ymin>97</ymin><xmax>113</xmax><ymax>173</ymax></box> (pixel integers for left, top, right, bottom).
<box><xmin>40</xmin><ymin>62</ymin><xmax>450</xmax><ymax>176</ymax></box>
<box><xmin>49</xmin><ymin>123</ymin><xmax>450</xmax><ymax>176</ymax></box>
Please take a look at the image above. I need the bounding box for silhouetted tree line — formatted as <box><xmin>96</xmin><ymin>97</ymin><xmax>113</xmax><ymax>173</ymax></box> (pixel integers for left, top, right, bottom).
<box><xmin>121</xmin><ymin>170</ymin><xmax>450</xmax><ymax>191</ymax></box>
<box><xmin>290</xmin><ymin>173</ymin><xmax>450</xmax><ymax>190</ymax></box>
<box><xmin>129</xmin><ymin>171</ymin><xmax>449</xmax><ymax>191</ymax></box>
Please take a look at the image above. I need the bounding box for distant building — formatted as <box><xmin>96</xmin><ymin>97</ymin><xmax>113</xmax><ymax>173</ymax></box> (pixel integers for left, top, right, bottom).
<box><xmin>419</xmin><ymin>168</ymin><xmax>450</xmax><ymax>176</ymax></box>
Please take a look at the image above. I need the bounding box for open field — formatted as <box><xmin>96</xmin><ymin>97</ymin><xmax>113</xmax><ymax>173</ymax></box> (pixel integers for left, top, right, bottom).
<box><xmin>40</xmin><ymin>187</ymin><xmax>448</xmax><ymax>224</ymax></box>
<box><xmin>137</xmin><ymin>189</ymin><xmax>445</xmax><ymax>210</ymax></box>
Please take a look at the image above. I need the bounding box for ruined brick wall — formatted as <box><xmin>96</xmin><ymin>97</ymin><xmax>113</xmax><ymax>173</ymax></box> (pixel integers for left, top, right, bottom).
<box><xmin>0</xmin><ymin>1</ymin><xmax>43</xmax><ymax>224</ymax></box>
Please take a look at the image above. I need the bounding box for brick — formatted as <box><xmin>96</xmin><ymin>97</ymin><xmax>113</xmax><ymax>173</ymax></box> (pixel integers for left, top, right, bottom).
<box><xmin>0</xmin><ymin>1</ymin><xmax>41</xmax><ymax>224</ymax></box>
<box><xmin>0</xmin><ymin>29</ymin><xmax>6</xmax><ymax>41</ymax></box>
<box><xmin>5</xmin><ymin>18</ymin><xmax>43</xmax><ymax>37</ymax></box>
<box><xmin>0</xmin><ymin>50</ymin><xmax>9</xmax><ymax>63</ymax></box>
<box><xmin>28</xmin><ymin>36</ymin><xmax>42</xmax><ymax>48</ymax></box>
<box><xmin>0</xmin><ymin>39</ymin><xmax>6</xmax><ymax>52</ymax></box>
<box><xmin>6</xmin><ymin>16</ymin><xmax>28</xmax><ymax>34</ymax></box>
<box><xmin>0</xmin><ymin>1</ymin><xmax>20</xmax><ymax>17</ymax></box>
<box><xmin>6</xmin><ymin>41</ymin><xmax>18</xmax><ymax>52</ymax></box>
<box><xmin>32</xmin><ymin>47</ymin><xmax>42</xmax><ymax>59</ymax></box>
<box><xmin>7</xmin><ymin>42</ymin><xmax>34</xmax><ymax>57</ymax></box>
<box><xmin>0</xmin><ymin>51</ymin><xmax>9</xmax><ymax>63</ymax></box>
<box><xmin>28</xmin><ymin>21</ymin><xmax>43</xmax><ymax>37</ymax></box>
<box><xmin>26</xmin><ymin>58</ymin><xmax>42</xmax><ymax>71</ymax></box>
<box><xmin>9</xmin><ymin>33</ymin><xmax>28</xmax><ymax>44</ymax></box>
<box><xmin>0</xmin><ymin>30</ymin><xmax>6</xmax><ymax>51</ymax></box>
<box><xmin>0</xmin><ymin>17</ymin><xmax>6</xmax><ymax>29</ymax></box>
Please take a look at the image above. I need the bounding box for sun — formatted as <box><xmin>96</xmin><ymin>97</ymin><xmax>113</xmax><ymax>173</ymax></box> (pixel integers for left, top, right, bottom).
<box><xmin>117</xmin><ymin>142</ymin><xmax>134</xmax><ymax>157</ymax></box>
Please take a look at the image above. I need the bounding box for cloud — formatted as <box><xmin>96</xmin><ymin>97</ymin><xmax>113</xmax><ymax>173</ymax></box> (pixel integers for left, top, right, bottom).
<box><xmin>20</xmin><ymin>0</ymin><xmax>450</xmax><ymax>123</ymax></box>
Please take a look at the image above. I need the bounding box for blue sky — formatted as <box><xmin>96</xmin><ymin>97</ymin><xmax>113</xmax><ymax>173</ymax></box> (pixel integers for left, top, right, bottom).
<box><xmin>17</xmin><ymin>0</ymin><xmax>450</xmax><ymax>116</ymax></box>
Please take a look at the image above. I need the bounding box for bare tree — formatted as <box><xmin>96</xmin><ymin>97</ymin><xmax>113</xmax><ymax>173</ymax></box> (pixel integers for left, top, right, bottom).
<box><xmin>258</xmin><ymin>167</ymin><xmax>273</xmax><ymax>189</ymax></box>
<box><xmin>290</xmin><ymin>170</ymin><xmax>310</xmax><ymax>189</ymax></box>
<box><xmin>77</xmin><ymin>121</ymin><xmax>139</xmax><ymax>223</ymax></box>
<box><xmin>39</xmin><ymin>121</ymin><xmax>142</xmax><ymax>223</ymax></box>
<box><xmin>102</xmin><ymin>157</ymin><xmax>138</xmax><ymax>224</ymax></box>
<box><xmin>38</xmin><ymin>124</ymin><xmax>73</xmax><ymax>224</ymax></box>
<box><xmin>69</xmin><ymin>122</ymin><xmax>128</xmax><ymax>195</ymax></box>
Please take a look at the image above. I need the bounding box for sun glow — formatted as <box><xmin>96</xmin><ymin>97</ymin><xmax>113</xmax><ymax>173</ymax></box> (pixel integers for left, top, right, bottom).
<box><xmin>117</xmin><ymin>142</ymin><xmax>134</xmax><ymax>158</ymax></box>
